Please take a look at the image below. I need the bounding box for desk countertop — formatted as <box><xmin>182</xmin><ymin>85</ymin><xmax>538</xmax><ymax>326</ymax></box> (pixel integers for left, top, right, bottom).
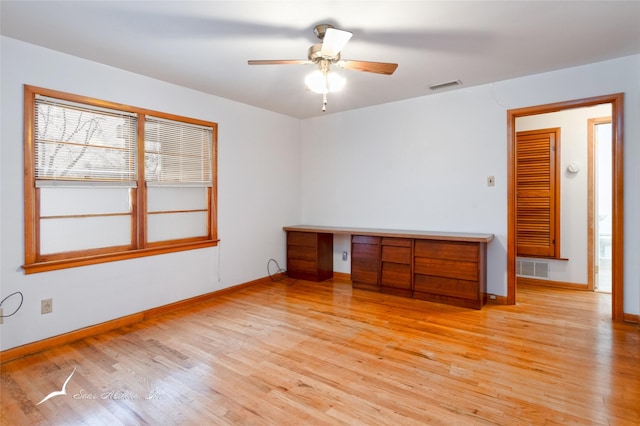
<box><xmin>283</xmin><ymin>225</ymin><xmax>494</xmax><ymax>243</ymax></box>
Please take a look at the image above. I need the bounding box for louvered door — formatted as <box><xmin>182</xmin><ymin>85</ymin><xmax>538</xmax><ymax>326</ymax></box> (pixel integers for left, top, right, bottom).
<box><xmin>515</xmin><ymin>128</ymin><xmax>560</xmax><ymax>258</ymax></box>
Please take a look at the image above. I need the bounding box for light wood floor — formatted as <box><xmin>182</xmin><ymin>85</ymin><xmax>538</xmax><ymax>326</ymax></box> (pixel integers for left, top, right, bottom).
<box><xmin>1</xmin><ymin>278</ymin><xmax>639</xmax><ymax>425</ymax></box>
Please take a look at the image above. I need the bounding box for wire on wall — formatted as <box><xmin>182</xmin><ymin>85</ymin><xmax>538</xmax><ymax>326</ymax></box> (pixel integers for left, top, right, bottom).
<box><xmin>217</xmin><ymin>242</ymin><xmax>222</xmax><ymax>285</ymax></box>
<box><xmin>0</xmin><ymin>291</ymin><xmax>24</xmax><ymax>319</ymax></box>
<box><xmin>267</xmin><ymin>259</ymin><xmax>287</xmax><ymax>282</ymax></box>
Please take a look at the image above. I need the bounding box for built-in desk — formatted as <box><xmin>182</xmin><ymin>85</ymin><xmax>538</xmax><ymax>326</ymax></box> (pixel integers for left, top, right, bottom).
<box><xmin>283</xmin><ymin>225</ymin><xmax>494</xmax><ymax>309</ymax></box>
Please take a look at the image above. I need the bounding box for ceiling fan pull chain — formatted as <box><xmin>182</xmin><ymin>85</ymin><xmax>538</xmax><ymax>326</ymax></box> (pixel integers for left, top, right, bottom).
<box><xmin>322</xmin><ymin>67</ymin><xmax>329</xmax><ymax>112</ymax></box>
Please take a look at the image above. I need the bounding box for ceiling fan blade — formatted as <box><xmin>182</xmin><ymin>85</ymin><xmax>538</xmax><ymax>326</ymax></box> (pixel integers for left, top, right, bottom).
<box><xmin>248</xmin><ymin>59</ymin><xmax>312</xmax><ymax>66</ymax></box>
<box><xmin>338</xmin><ymin>60</ymin><xmax>398</xmax><ymax>75</ymax></box>
<box><xmin>321</xmin><ymin>28</ymin><xmax>353</xmax><ymax>58</ymax></box>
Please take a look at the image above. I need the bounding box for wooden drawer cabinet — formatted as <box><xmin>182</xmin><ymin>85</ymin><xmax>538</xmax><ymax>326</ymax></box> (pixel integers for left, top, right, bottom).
<box><xmin>413</xmin><ymin>240</ymin><xmax>486</xmax><ymax>309</ymax></box>
<box><xmin>284</xmin><ymin>225</ymin><xmax>493</xmax><ymax>310</ymax></box>
<box><xmin>287</xmin><ymin>231</ymin><xmax>333</xmax><ymax>281</ymax></box>
<box><xmin>351</xmin><ymin>236</ymin><xmax>381</xmax><ymax>291</ymax></box>
<box><xmin>380</xmin><ymin>238</ymin><xmax>413</xmax><ymax>296</ymax></box>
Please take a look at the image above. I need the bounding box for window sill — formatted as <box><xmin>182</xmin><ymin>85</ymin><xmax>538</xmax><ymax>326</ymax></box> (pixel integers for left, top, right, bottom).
<box><xmin>517</xmin><ymin>255</ymin><xmax>570</xmax><ymax>261</ymax></box>
<box><xmin>22</xmin><ymin>240</ymin><xmax>219</xmax><ymax>274</ymax></box>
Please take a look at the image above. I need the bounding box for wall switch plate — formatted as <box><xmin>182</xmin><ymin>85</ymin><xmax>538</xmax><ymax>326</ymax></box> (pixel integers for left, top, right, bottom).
<box><xmin>41</xmin><ymin>298</ymin><xmax>53</xmax><ymax>314</ymax></box>
<box><xmin>342</xmin><ymin>251</ymin><xmax>348</xmax><ymax>261</ymax></box>
<box><xmin>487</xmin><ymin>176</ymin><xmax>495</xmax><ymax>187</ymax></box>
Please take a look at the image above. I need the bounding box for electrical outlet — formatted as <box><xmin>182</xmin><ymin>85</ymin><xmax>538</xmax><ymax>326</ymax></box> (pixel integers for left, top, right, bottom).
<box><xmin>487</xmin><ymin>176</ymin><xmax>495</xmax><ymax>187</ymax></box>
<box><xmin>41</xmin><ymin>298</ymin><xmax>53</xmax><ymax>314</ymax></box>
<box><xmin>0</xmin><ymin>307</ymin><xmax>3</xmax><ymax>324</ymax></box>
<box><xmin>342</xmin><ymin>251</ymin><xmax>348</xmax><ymax>261</ymax></box>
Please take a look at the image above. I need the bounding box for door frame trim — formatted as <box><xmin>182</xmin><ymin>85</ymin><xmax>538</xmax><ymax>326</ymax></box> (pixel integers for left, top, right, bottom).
<box><xmin>588</xmin><ymin>116</ymin><xmax>613</xmax><ymax>292</ymax></box>
<box><xmin>506</xmin><ymin>93</ymin><xmax>624</xmax><ymax>320</ymax></box>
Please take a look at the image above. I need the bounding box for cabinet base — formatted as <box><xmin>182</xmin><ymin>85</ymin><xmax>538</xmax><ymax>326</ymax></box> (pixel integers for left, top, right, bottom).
<box><xmin>413</xmin><ymin>291</ymin><xmax>486</xmax><ymax>310</ymax></box>
<box><xmin>380</xmin><ymin>286</ymin><xmax>413</xmax><ymax>298</ymax></box>
<box><xmin>288</xmin><ymin>271</ymin><xmax>333</xmax><ymax>282</ymax></box>
<box><xmin>352</xmin><ymin>281</ymin><xmax>380</xmax><ymax>292</ymax></box>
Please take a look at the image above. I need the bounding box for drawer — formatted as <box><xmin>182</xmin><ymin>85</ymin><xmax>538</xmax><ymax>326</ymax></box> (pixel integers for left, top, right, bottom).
<box><xmin>414</xmin><ymin>257</ymin><xmax>478</xmax><ymax>281</ymax></box>
<box><xmin>352</xmin><ymin>235</ymin><xmax>381</xmax><ymax>245</ymax></box>
<box><xmin>352</xmin><ymin>237</ymin><xmax>380</xmax><ymax>287</ymax></box>
<box><xmin>414</xmin><ymin>274</ymin><xmax>478</xmax><ymax>300</ymax></box>
<box><xmin>381</xmin><ymin>237</ymin><xmax>412</xmax><ymax>247</ymax></box>
<box><xmin>287</xmin><ymin>231</ymin><xmax>318</xmax><ymax>247</ymax></box>
<box><xmin>381</xmin><ymin>262</ymin><xmax>411</xmax><ymax>288</ymax></box>
<box><xmin>352</xmin><ymin>242</ymin><xmax>381</xmax><ymax>260</ymax></box>
<box><xmin>352</xmin><ymin>264</ymin><xmax>379</xmax><ymax>285</ymax></box>
<box><xmin>381</xmin><ymin>245</ymin><xmax>411</xmax><ymax>264</ymax></box>
<box><xmin>287</xmin><ymin>258</ymin><xmax>318</xmax><ymax>274</ymax></box>
<box><xmin>414</xmin><ymin>240</ymin><xmax>478</xmax><ymax>261</ymax></box>
<box><xmin>287</xmin><ymin>244</ymin><xmax>318</xmax><ymax>261</ymax></box>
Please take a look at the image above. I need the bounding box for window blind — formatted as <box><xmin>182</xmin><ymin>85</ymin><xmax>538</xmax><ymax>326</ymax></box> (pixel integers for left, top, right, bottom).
<box><xmin>144</xmin><ymin>116</ymin><xmax>212</xmax><ymax>186</ymax></box>
<box><xmin>34</xmin><ymin>95</ymin><xmax>137</xmax><ymax>185</ymax></box>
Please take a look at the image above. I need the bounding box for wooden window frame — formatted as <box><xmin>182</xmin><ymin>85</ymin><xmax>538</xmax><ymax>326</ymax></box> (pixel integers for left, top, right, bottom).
<box><xmin>23</xmin><ymin>85</ymin><xmax>218</xmax><ymax>274</ymax></box>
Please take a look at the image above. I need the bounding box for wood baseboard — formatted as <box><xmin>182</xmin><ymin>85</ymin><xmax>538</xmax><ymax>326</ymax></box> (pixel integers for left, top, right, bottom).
<box><xmin>623</xmin><ymin>313</ymin><xmax>639</xmax><ymax>324</ymax></box>
<box><xmin>517</xmin><ymin>276</ymin><xmax>589</xmax><ymax>290</ymax></box>
<box><xmin>486</xmin><ymin>294</ymin><xmax>508</xmax><ymax>305</ymax></box>
<box><xmin>0</xmin><ymin>274</ymin><xmax>281</xmax><ymax>364</ymax></box>
<box><xmin>332</xmin><ymin>272</ymin><xmax>351</xmax><ymax>283</ymax></box>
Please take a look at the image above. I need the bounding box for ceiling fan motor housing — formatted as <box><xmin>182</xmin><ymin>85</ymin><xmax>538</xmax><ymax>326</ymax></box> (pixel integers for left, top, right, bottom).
<box><xmin>313</xmin><ymin>24</ymin><xmax>334</xmax><ymax>40</ymax></box>
<box><xmin>308</xmin><ymin>43</ymin><xmax>340</xmax><ymax>62</ymax></box>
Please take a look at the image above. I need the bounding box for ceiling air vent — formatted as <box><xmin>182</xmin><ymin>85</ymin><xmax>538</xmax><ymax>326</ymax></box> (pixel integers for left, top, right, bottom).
<box><xmin>429</xmin><ymin>80</ymin><xmax>462</xmax><ymax>91</ymax></box>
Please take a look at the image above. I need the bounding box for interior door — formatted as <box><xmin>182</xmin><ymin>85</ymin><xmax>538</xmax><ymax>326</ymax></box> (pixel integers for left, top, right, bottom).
<box><xmin>515</xmin><ymin>128</ymin><xmax>560</xmax><ymax>258</ymax></box>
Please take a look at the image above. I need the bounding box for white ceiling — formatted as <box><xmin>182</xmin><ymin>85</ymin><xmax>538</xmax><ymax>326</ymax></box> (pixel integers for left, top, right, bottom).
<box><xmin>2</xmin><ymin>1</ymin><xmax>639</xmax><ymax>118</ymax></box>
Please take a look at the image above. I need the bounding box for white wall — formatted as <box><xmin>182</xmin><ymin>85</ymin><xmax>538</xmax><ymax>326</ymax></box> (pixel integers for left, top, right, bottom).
<box><xmin>2</xmin><ymin>39</ymin><xmax>638</xmax><ymax>354</ymax></box>
<box><xmin>300</xmin><ymin>85</ymin><xmax>507</xmax><ymax>289</ymax></box>
<box><xmin>300</xmin><ymin>55</ymin><xmax>640</xmax><ymax>316</ymax></box>
<box><xmin>0</xmin><ymin>37</ymin><xmax>301</xmax><ymax>351</ymax></box>
<box><xmin>516</xmin><ymin>104</ymin><xmax>612</xmax><ymax>285</ymax></box>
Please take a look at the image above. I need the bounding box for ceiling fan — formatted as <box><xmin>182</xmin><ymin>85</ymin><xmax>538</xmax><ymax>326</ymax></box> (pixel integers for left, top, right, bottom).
<box><xmin>248</xmin><ymin>24</ymin><xmax>398</xmax><ymax>112</ymax></box>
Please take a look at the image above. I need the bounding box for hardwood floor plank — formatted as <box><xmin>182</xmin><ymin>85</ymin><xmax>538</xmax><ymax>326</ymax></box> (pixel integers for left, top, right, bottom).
<box><xmin>1</xmin><ymin>280</ymin><xmax>638</xmax><ymax>425</ymax></box>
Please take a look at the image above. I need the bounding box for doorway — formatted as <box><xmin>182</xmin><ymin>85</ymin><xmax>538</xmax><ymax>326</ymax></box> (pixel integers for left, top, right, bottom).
<box><xmin>590</xmin><ymin>118</ymin><xmax>613</xmax><ymax>293</ymax></box>
<box><xmin>507</xmin><ymin>94</ymin><xmax>624</xmax><ymax>321</ymax></box>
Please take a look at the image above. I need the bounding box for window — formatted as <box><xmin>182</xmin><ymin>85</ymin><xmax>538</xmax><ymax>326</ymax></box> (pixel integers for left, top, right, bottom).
<box><xmin>23</xmin><ymin>86</ymin><xmax>218</xmax><ymax>273</ymax></box>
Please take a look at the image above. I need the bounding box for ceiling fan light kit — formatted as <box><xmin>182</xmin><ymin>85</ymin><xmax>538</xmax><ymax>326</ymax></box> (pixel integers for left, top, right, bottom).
<box><xmin>305</xmin><ymin>69</ymin><xmax>346</xmax><ymax>94</ymax></box>
<box><xmin>248</xmin><ymin>24</ymin><xmax>398</xmax><ymax>112</ymax></box>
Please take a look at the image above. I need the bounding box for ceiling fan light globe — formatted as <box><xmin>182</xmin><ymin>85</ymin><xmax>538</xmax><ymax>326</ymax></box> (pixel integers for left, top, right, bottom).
<box><xmin>327</xmin><ymin>71</ymin><xmax>346</xmax><ymax>92</ymax></box>
<box><xmin>304</xmin><ymin>70</ymin><xmax>325</xmax><ymax>93</ymax></box>
<box><xmin>305</xmin><ymin>70</ymin><xmax>346</xmax><ymax>94</ymax></box>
